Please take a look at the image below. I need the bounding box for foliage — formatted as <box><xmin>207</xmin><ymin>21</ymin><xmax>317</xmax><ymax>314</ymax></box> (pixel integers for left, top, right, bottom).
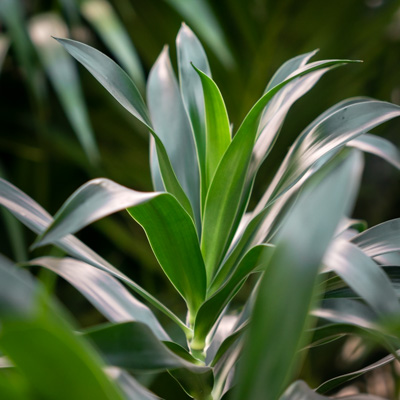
<box><xmin>1</xmin><ymin>21</ymin><xmax>400</xmax><ymax>399</ymax></box>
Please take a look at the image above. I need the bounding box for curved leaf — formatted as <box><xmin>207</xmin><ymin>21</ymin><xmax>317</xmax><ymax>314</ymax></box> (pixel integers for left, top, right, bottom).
<box><xmin>351</xmin><ymin>218</ymin><xmax>400</xmax><ymax>257</ymax></box>
<box><xmin>27</xmin><ymin>257</ymin><xmax>169</xmax><ymax>341</ymax></box>
<box><xmin>317</xmin><ymin>350</ymin><xmax>400</xmax><ymax>394</ymax></box>
<box><xmin>265</xmin><ymin>50</ymin><xmax>318</xmax><ymax>92</ymax></box>
<box><xmin>32</xmin><ymin>178</ymin><xmax>206</xmax><ymax>318</ymax></box>
<box><xmin>201</xmin><ymin>58</ymin><xmax>356</xmax><ymax>281</ymax></box>
<box><xmin>193</xmin><ymin>65</ymin><xmax>231</xmax><ymax>188</ymax></box>
<box><xmin>177</xmin><ymin>23</ymin><xmax>211</xmax><ymax>209</ymax></box>
<box><xmin>312</xmin><ymin>298</ymin><xmax>379</xmax><ymax>331</ymax></box>
<box><xmin>56</xmin><ymin>37</ymin><xmax>193</xmax><ymax>219</ymax></box>
<box><xmin>269</xmin><ymin>101</ymin><xmax>400</xmax><ymax>204</ymax></box>
<box><xmin>324</xmin><ymin>239</ymin><xmax>400</xmax><ymax>316</ymax></box>
<box><xmin>249</xmin><ymin>98</ymin><xmax>370</xmax><ymax>231</ymax></box>
<box><xmin>147</xmin><ymin>46</ymin><xmax>200</xmax><ymax>229</ymax></box>
<box><xmin>0</xmin><ymin>178</ymin><xmax>188</xmax><ymax>334</ymax></box>
<box><xmin>347</xmin><ymin>133</ymin><xmax>400</xmax><ymax>170</ymax></box>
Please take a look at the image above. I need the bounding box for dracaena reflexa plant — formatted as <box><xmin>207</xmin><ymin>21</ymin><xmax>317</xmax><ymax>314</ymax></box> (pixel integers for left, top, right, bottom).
<box><xmin>1</xmin><ymin>24</ymin><xmax>400</xmax><ymax>400</ymax></box>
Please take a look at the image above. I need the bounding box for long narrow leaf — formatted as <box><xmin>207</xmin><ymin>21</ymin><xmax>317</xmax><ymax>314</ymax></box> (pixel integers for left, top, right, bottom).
<box><xmin>202</xmin><ymin>59</ymin><xmax>355</xmax><ymax>281</ymax></box>
<box><xmin>177</xmin><ymin>23</ymin><xmax>211</xmax><ymax>209</ymax></box>
<box><xmin>56</xmin><ymin>37</ymin><xmax>194</xmax><ymax>218</ymax></box>
<box><xmin>0</xmin><ymin>178</ymin><xmax>188</xmax><ymax>334</ymax></box>
<box><xmin>193</xmin><ymin>65</ymin><xmax>231</xmax><ymax>188</ymax></box>
<box><xmin>235</xmin><ymin>150</ymin><xmax>363</xmax><ymax>400</ymax></box>
<box><xmin>351</xmin><ymin>218</ymin><xmax>400</xmax><ymax>257</ymax></box>
<box><xmin>269</xmin><ymin>101</ymin><xmax>400</xmax><ymax>204</ymax></box>
<box><xmin>324</xmin><ymin>239</ymin><xmax>400</xmax><ymax>317</ymax></box>
<box><xmin>147</xmin><ymin>46</ymin><xmax>200</xmax><ymax>229</ymax></box>
<box><xmin>32</xmin><ymin>178</ymin><xmax>206</xmax><ymax>318</ymax></box>
<box><xmin>27</xmin><ymin>257</ymin><xmax>169</xmax><ymax>340</ymax></box>
<box><xmin>317</xmin><ymin>350</ymin><xmax>400</xmax><ymax>394</ymax></box>
<box><xmin>347</xmin><ymin>133</ymin><xmax>400</xmax><ymax>170</ymax></box>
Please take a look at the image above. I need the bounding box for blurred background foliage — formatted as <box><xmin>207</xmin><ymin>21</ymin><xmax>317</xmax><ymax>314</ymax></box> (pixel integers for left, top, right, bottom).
<box><xmin>1</xmin><ymin>0</ymin><xmax>400</xmax><ymax>397</ymax></box>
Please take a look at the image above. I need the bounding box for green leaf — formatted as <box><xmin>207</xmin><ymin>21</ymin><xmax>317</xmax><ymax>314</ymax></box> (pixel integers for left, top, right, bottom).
<box><xmin>177</xmin><ymin>23</ymin><xmax>211</xmax><ymax>209</ymax></box>
<box><xmin>351</xmin><ymin>218</ymin><xmax>400</xmax><ymax>257</ymax></box>
<box><xmin>193</xmin><ymin>65</ymin><xmax>231</xmax><ymax>188</ymax></box>
<box><xmin>235</xmin><ymin>150</ymin><xmax>363</xmax><ymax>400</ymax></box>
<box><xmin>192</xmin><ymin>245</ymin><xmax>274</xmax><ymax>350</ymax></box>
<box><xmin>265</xmin><ymin>50</ymin><xmax>318</xmax><ymax>91</ymax></box>
<box><xmin>251</xmin><ymin>51</ymin><xmax>322</xmax><ymax>177</ymax></box>
<box><xmin>0</xmin><ymin>178</ymin><xmax>187</xmax><ymax>335</ymax></box>
<box><xmin>324</xmin><ymin>239</ymin><xmax>400</xmax><ymax>317</ymax></box>
<box><xmin>27</xmin><ymin>256</ymin><xmax>169</xmax><ymax>341</ymax></box>
<box><xmin>85</xmin><ymin>321</ymin><xmax>203</xmax><ymax>372</ymax></box>
<box><xmin>250</xmin><ymin>98</ymin><xmax>370</xmax><ymax>217</ymax></box>
<box><xmin>347</xmin><ymin>133</ymin><xmax>400</xmax><ymax>170</ymax></box>
<box><xmin>32</xmin><ymin>178</ymin><xmax>206</xmax><ymax>319</ymax></box>
<box><xmin>312</xmin><ymin>298</ymin><xmax>379</xmax><ymax>330</ymax></box>
<box><xmin>147</xmin><ymin>46</ymin><xmax>201</xmax><ymax>229</ymax></box>
<box><xmin>281</xmin><ymin>380</ymin><xmax>386</xmax><ymax>400</ymax></box>
<box><xmin>29</xmin><ymin>14</ymin><xmax>100</xmax><ymax>165</ymax></box>
<box><xmin>201</xmin><ymin>59</ymin><xmax>355</xmax><ymax>281</ymax></box>
<box><xmin>81</xmin><ymin>0</ymin><xmax>145</xmax><ymax>91</ymax></box>
<box><xmin>269</xmin><ymin>101</ymin><xmax>400</xmax><ymax>204</ymax></box>
<box><xmin>128</xmin><ymin>197</ymin><xmax>206</xmax><ymax>319</ymax></box>
<box><xmin>85</xmin><ymin>322</ymin><xmax>214</xmax><ymax>399</ymax></box>
<box><xmin>317</xmin><ymin>350</ymin><xmax>400</xmax><ymax>394</ymax></box>
<box><xmin>0</xmin><ymin>260</ymin><xmax>124</xmax><ymax>400</ymax></box>
<box><xmin>56</xmin><ymin>37</ymin><xmax>194</xmax><ymax>218</ymax></box>
<box><xmin>55</xmin><ymin>37</ymin><xmax>149</xmax><ymax>124</ymax></box>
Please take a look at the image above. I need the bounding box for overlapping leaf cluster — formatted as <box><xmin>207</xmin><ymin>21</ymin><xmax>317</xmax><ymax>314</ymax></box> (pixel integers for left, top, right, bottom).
<box><xmin>1</xmin><ymin>25</ymin><xmax>400</xmax><ymax>400</ymax></box>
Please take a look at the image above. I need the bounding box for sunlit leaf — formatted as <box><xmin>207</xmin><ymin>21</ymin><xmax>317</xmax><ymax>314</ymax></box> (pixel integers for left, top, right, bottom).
<box><xmin>351</xmin><ymin>218</ymin><xmax>400</xmax><ymax>257</ymax></box>
<box><xmin>177</xmin><ymin>23</ymin><xmax>211</xmax><ymax>209</ymax></box>
<box><xmin>56</xmin><ymin>37</ymin><xmax>194</xmax><ymax>218</ymax></box>
<box><xmin>147</xmin><ymin>46</ymin><xmax>201</xmax><ymax>229</ymax></box>
<box><xmin>324</xmin><ymin>239</ymin><xmax>400</xmax><ymax>316</ymax></box>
